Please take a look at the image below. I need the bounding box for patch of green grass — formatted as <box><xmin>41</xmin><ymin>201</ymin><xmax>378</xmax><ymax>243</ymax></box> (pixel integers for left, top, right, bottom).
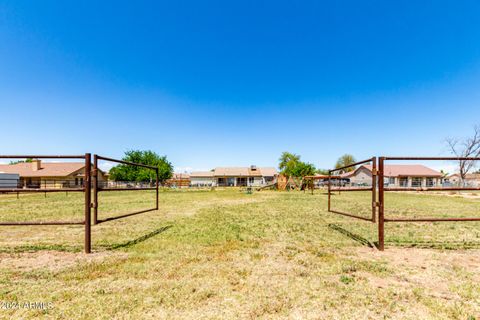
<box><xmin>0</xmin><ymin>189</ymin><xmax>479</xmax><ymax>319</ymax></box>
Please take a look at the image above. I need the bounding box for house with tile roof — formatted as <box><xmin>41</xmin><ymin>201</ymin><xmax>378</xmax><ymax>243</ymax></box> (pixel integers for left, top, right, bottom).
<box><xmin>190</xmin><ymin>166</ymin><xmax>277</xmax><ymax>187</ymax></box>
<box><xmin>341</xmin><ymin>164</ymin><xmax>443</xmax><ymax>187</ymax></box>
<box><xmin>0</xmin><ymin>159</ymin><xmax>107</xmax><ymax>189</ymax></box>
<box><xmin>446</xmin><ymin>173</ymin><xmax>480</xmax><ymax>187</ymax></box>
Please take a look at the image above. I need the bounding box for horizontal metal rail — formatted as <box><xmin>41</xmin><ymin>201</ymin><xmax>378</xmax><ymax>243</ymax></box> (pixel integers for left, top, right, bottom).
<box><xmin>95</xmin><ymin>208</ymin><xmax>157</xmax><ymax>224</ymax></box>
<box><xmin>0</xmin><ymin>155</ymin><xmax>85</xmax><ymax>159</ymax></box>
<box><xmin>0</xmin><ymin>220</ymin><xmax>84</xmax><ymax>226</ymax></box>
<box><xmin>329</xmin><ymin>209</ymin><xmax>374</xmax><ymax>222</ymax></box>
<box><xmin>385</xmin><ymin>217</ymin><xmax>480</xmax><ymax>222</ymax></box>
<box><xmin>330</xmin><ymin>187</ymin><xmax>373</xmax><ymax>192</ymax></box>
<box><xmin>384</xmin><ymin>156</ymin><xmax>480</xmax><ymax>161</ymax></box>
<box><xmin>329</xmin><ymin>158</ymin><xmax>374</xmax><ymax>173</ymax></box>
<box><xmin>0</xmin><ymin>188</ymin><xmax>84</xmax><ymax>193</ymax></box>
<box><xmin>385</xmin><ymin>187</ymin><xmax>480</xmax><ymax>192</ymax></box>
<box><xmin>97</xmin><ymin>187</ymin><xmax>156</xmax><ymax>192</ymax></box>
<box><xmin>96</xmin><ymin>155</ymin><xmax>158</xmax><ymax>170</ymax></box>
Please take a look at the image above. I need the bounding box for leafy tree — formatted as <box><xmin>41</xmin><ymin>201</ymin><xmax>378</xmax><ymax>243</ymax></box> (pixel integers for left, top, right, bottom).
<box><xmin>290</xmin><ymin>161</ymin><xmax>317</xmax><ymax>177</ymax></box>
<box><xmin>278</xmin><ymin>152</ymin><xmax>316</xmax><ymax>177</ymax></box>
<box><xmin>9</xmin><ymin>158</ymin><xmax>33</xmax><ymax>165</ymax></box>
<box><xmin>335</xmin><ymin>154</ymin><xmax>357</xmax><ymax>172</ymax></box>
<box><xmin>279</xmin><ymin>152</ymin><xmax>300</xmax><ymax>176</ymax></box>
<box><xmin>109</xmin><ymin>150</ymin><xmax>173</xmax><ymax>183</ymax></box>
<box><xmin>316</xmin><ymin>168</ymin><xmax>330</xmax><ymax>175</ymax></box>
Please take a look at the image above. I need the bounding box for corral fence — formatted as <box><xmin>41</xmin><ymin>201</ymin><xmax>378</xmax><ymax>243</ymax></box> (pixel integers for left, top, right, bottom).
<box><xmin>328</xmin><ymin>156</ymin><xmax>480</xmax><ymax>250</ymax></box>
<box><xmin>0</xmin><ymin>153</ymin><xmax>159</xmax><ymax>253</ymax></box>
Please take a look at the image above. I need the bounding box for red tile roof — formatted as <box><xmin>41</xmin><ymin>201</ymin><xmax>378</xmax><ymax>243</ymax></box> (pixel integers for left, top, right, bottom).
<box><xmin>342</xmin><ymin>164</ymin><xmax>442</xmax><ymax>178</ymax></box>
<box><xmin>190</xmin><ymin>167</ymin><xmax>277</xmax><ymax>178</ymax></box>
<box><xmin>0</xmin><ymin>162</ymin><xmax>85</xmax><ymax>177</ymax></box>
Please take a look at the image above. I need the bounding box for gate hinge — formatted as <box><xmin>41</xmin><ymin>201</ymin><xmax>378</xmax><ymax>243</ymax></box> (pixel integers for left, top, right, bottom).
<box><xmin>371</xmin><ymin>168</ymin><xmax>378</xmax><ymax>176</ymax></box>
<box><xmin>91</xmin><ymin>169</ymin><xmax>98</xmax><ymax>177</ymax></box>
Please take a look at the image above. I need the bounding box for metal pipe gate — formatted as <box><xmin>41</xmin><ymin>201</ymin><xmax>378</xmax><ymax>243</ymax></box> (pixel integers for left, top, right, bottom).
<box><xmin>0</xmin><ymin>154</ymin><xmax>160</xmax><ymax>253</ymax></box>
<box><xmin>328</xmin><ymin>156</ymin><xmax>480</xmax><ymax>250</ymax></box>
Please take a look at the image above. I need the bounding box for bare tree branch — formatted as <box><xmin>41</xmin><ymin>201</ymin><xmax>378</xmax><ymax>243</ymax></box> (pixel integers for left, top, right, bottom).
<box><xmin>445</xmin><ymin>125</ymin><xmax>480</xmax><ymax>184</ymax></box>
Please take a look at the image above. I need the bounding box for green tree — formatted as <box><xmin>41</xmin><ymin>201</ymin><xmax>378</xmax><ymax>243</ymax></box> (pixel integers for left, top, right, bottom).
<box><xmin>291</xmin><ymin>161</ymin><xmax>317</xmax><ymax>177</ymax></box>
<box><xmin>335</xmin><ymin>154</ymin><xmax>357</xmax><ymax>172</ymax></box>
<box><xmin>279</xmin><ymin>152</ymin><xmax>300</xmax><ymax>176</ymax></box>
<box><xmin>316</xmin><ymin>168</ymin><xmax>330</xmax><ymax>175</ymax></box>
<box><xmin>9</xmin><ymin>158</ymin><xmax>33</xmax><ymax>165</ymax></box>
<box><xmin>278</xmin><ymin>152</ymin><xmax>317</xmax><ymax>177</ymax></box>
<box><xmin>109</xmin><ymin>150</ymin><xmax>173</xmax><ymax>183</ymax></box>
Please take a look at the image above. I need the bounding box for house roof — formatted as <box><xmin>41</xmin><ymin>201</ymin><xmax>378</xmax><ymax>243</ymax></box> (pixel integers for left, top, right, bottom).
<box><xmin>258</xmin><ymin>167</ymin><xmax>277</xmax><ymax>177</ymax></box>
<box><xmin>342</xmin><ymin>164</ymin><xmax>442</xmax><ymax>178</ymax></box>
<box><xmin>191</xmin><ymin>167</ymin><xmax>278</xmax><ymax>178</ymax></box>
<box><xmin>0</xmin><ymin>162</ymin><xmax>86</xmax><ymax>177</ymax></box>
<box><xmin>190</xmin><ymin>171</ymin><xmax>214</xmax><ymax>178</ymax></box>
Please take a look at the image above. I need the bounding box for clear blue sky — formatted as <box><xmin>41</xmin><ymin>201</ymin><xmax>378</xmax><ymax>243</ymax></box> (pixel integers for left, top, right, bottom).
<box><xmin>1</xmin><ymin>1</ymin><xmax>480</xmax><ymax>171</ymax></box>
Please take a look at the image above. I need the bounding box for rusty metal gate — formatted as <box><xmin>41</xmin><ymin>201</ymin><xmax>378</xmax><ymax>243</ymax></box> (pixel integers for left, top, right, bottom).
<box><xmin>328</xmin><ymin>157</ymin><xmax>377</xmax><ymax>222</ymax></box>
<box><xmin>329</xmin><ymin>156</ymin><xmax>480</xmax><ymax>250</ymax></box>
<box><xmin>0</xmin><ymin>154</ymin><xmax>159</xmax><ymax>253</ymax></box>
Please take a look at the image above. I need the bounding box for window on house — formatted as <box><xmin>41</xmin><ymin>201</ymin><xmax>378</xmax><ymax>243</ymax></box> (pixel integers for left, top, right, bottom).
<box><xmin>75</xmin><ymin>178</ymin><xmax>79</xmax><ymax>186</ymax></box>
<box><xmin>399</xmin><ymin>177</ymin><xmax>408</xmax><ymax>187</ymax></box>
<box><xmin>389</xmin><ymin>177</ymin><xmax>395</xmax><ymax>185</ymax></box>
<box><xmin>412</xmin><ymin>177</ymin><xmax>422</xmax><ymax>187</ymax></box>
<box><xmin>249</xmin><ymin>177</ymin><xmax>255</xmax><ymax>184</ymax></box>
<box><xmin>426</xmin><ymin>178</ymin><xmax>434</xmax><ymax>187</ymax></box>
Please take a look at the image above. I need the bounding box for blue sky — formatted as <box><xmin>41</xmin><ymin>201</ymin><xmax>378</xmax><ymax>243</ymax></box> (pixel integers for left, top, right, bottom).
<box><xmin>1</xmin><ymin>1</ymin><xmax>480</xmax><ymax>172</ymax></box>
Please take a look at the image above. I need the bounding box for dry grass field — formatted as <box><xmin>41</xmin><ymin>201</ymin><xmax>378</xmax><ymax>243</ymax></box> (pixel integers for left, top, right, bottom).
<box><xmin>1</xmin><ymin>189</ymin><xmax>480</xmax><ymax>319</ymax></box>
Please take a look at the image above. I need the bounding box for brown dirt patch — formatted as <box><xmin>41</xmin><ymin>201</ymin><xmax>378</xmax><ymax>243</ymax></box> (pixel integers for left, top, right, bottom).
<box><xmin>0</xmin><ymin>250</ymin><xmax>127</xmax><ymax>272</ymax></box>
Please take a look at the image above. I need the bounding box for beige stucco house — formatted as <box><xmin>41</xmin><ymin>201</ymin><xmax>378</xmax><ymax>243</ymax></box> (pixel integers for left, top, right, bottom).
<box><xmin>447</xmin><ymin>173</ymin><xmax>480</xmax><ymax>187</ymax></box>
<box><xmin>341</xmin><ymin>164</ymin><xmax>443</xmax><ymax>187</ymax></box>
<box><xmin>0</xmin><ymin>160</ymin><xmax>107</xmax><ymax>189</ymax></box>
<box><xmin>190</xmin><ymin>166</ymin><xmax>277</xmax><ymax>187</ymax></box>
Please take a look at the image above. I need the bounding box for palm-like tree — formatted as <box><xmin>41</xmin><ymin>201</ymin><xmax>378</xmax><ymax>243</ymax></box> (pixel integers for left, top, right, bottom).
<box><xmin>335</xmin><ymin>154</ymin><xmax>357</xmax><ymax>172</ymax></box>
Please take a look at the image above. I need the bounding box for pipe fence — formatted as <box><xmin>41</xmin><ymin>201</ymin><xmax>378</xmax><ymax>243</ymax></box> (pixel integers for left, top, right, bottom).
<box><xmin>0</xmin><ymin>154</ymin><xmax>159</xmax><ymax>253</ymax></box>
<box><xmin>328</xmin><ymin>156</ymin><xmax>480</xmax><ymax>250</ymax></box>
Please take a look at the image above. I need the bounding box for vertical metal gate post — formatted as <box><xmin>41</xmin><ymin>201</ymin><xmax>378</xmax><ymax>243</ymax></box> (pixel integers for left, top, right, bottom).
<box><xmin>378</xmin><ymin>157</ymin><xmax>385</xmax><ymax>251</ymax></box>
<box><xmin>327</xmin><ymin>172</ymin><xmax>331</xmax><ymax>211</ymax></box>
<box><xmin>371</xmin><ymin>157</ymin><xmax>377</xmax><ymax>223</ymax></box>
<box><xmin>93</xmin><ymin>154</ymin><xmax>98</xmax><ymax>225</ymax></box>
<box><xmin>84</xmin><ymin>153</ymin><xmax>92</xmax><ymax>254</ymax></box>
<box><xmin>155</xmin><ymin>168</ymin><xmax>159</xmax><ymax>210</ymax></box>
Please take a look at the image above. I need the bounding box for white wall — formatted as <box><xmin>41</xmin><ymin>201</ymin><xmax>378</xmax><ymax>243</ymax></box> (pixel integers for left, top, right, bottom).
<box><xmin>190</xmin><ymin>177</ymin><xmax>214</xmax><ymax>186</ymax></box>
<box><xmin>349</xmin><ymin>167</ymin><xmax>373</xmax><ymax>186</ymax></box>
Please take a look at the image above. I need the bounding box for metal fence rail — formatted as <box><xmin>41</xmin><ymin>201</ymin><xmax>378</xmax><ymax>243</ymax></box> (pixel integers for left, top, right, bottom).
<box><xmin>0</xmin><ymin>153</ymin><xmax>160</xmax><ymax>253</ymax></box>
<box><xmin>0</xmin><ymin>154</ymin><xmax>92</xmax><ymax>252</ymax></box>
<box><xmin>328</xmin><ymin>157</ymin><xmax>377</xmax><ymax>222</ymax></box>
<box><xmin>93</xmin><ymin>155</ymin><xmax>159</xmax><ymax>225</ymax></box>
<box><xmin>377</xmin><ymin>156</ymin><xmax>480</xmax><ymax>250</ymax></box>
<box><xmin>328</xmin><ymin>156</ymin><xmax>480</xmax><ymax>250</ymax></box>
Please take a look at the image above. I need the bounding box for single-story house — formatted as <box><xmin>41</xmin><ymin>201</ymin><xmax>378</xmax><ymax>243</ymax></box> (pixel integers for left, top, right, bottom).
<box><xmin>165</xmin><ymin>173</ymin><xmax>191</xmax><ymax>188</ymax></box>
<box><xmin>341</xmin><ymin>164</ymin><xmax>443</xmax><ymax>187</ymax></box>
<box><xmin>190</xmin><ymin>166</ymin><xmax>277</xmax><ymax>187</ymax></box>
<box><xmin>0</xmin><ymin>160</ymin><xmax>107</xmax><ymax>189</ymax></box>
<box><xmin>446</xmin><ymin>173</ymin><xmax>480</xmax><ymax>187</ymax></box>
<box><xmin>0</xmin><ymin>173</ymin><xmax>20</xmax><ymax>188</ymax></box>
